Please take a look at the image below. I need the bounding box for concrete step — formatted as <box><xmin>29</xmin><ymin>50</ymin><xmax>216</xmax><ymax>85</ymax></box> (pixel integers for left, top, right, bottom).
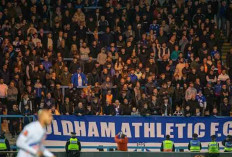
<box><xmin>221</xmin><ymin>43</ymin><xmax>232</xmax><ymax>63</ymax></box>
<box><xmin>223</xmin><ymin>43</ymin><xmax>232</xmax><ymax>46</ymax></box>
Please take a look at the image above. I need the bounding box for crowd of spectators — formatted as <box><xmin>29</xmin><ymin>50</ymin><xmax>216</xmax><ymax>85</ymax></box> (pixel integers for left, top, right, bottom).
<box><xmin>0</xmin><ymin>0</ymin><xmax>232</xmax><ymax>120</ymax></box>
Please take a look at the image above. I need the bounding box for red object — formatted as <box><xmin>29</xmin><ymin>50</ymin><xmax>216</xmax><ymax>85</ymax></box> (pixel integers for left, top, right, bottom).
<box><xmin>23</xmin><ymin>130</ymin><xmax>28</xmax><ymax>136</ymax></box>
<box><xmin>114</xmin><ymin>135</ymin><xmax>128</xmax><ymax>151</ymax></box>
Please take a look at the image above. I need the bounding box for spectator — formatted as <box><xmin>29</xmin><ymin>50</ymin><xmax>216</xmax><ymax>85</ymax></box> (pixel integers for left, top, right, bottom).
<box><xmin>161</xmin><ymin>97</ymin><xmax>172</xmax><ymax>116</ymax></box>
<box><xmin>0</xmin><ymin>78</ymin><xmax>8</xmax><ymax>105</ymax></box>
<box><xmin>131</xmin><ymin>107</ymin><xmax>139</xmax><ymax>116</ymax></box>
<box><xmin>196</xmin><ymin>91</ymin><xmax>207</xmax><ymax>114</ymax></box>
<box><xmin>7</xmin><ymin>81</ymin><xmax>18</xmax><ymax>112</ymax></box>
<box><xmin>173</xmin><ymin>106</ymin><xmax>183</xmax><ymax>116</ymax></box>
<box><xmin>97</xmin><ymin>48</ymin><xmax>107</xmax><ymax>66</ymax></box>
<box><xmin>74</xmin><ymin>102</ymin><xmax>86</xmax><ymax>116</ymax></box>
<box><xmin>63</xmin><ymin>97</ymin><xmax>74</xmax><ymax>115</ymax></box>
<box><xmin>80</xmin><ymin>42</ymin><xmax>90</xmax><ymax>61</ymax></box>
<box><xmin>71</xmin><ymin>68</ymin><xmax>87</xmax><ymax>87</ymax></box>
<box><xmin>185</xmin><ymin>82</ymin><xmax>197</xmax><ymax>101</ymax></box>
<box><xmin>9</xmin><ymin>104</ymin><xmax>20</xmax><ymax>138</ymax></box>
<box><xmin>19</xmin><ymin>93</ymin><xmax>33</xmax><ymax>113</ymax></box>
<box><xmin>218</xmin><ymin>69</ymin><xmax>229</xmax><ymax>82</ymax></box>
<box><xmin>103</xmin><ymin>101</ymin><xmax>115</xmax><ymax>116</ymax></box>
<box><xmin>22</xmin><ymin>104</ymin><xmax>32</xmax><ymax>127</ymax></box>
<box><xmin>221</xmin><ymin>98</ymin><xmax>231</xmax><ymax>116</ymax></box>
<box><xmin>51</xmin><ymin>105</ymin><xmax>60</xmax><ymax>115</ymax></box>
<box><xmin>44</xmin><ymin>92</ymin><xmax>55</xmax><ymax>109</ymax></box>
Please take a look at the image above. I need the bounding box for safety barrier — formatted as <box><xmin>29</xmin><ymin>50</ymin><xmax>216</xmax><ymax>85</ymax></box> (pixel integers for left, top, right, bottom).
<box><xmin>1</xmin><ymin>151</ymin><xmax>232</xmax><ymax>157</ymax></box>
<box><xmin>0</xmin><ymin>115</ymin><xmax>35</xmax><ymax>134</ymax></box>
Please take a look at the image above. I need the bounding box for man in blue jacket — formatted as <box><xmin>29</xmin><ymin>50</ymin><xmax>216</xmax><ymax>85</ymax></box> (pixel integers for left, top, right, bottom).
<box><xmin>71</xmin><ymin>68</ymin><xmax>87</xmax><ymax>87</ymax></box>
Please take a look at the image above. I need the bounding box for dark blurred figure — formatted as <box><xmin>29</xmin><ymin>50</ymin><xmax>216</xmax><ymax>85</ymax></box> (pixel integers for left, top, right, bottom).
<box><xmin>222</xmin><ymin>135</ymin><xmax>232</xmax><ymax>152</ymax></box>
<box><xmin>0</xmin><ymin>132</ymin><xmax>10</xmax><ymax>157</ymax></box>
<box><xmin>9</xmin><ymin>104</ymin><xmax>21</xmax><ymax>138</ymax></box>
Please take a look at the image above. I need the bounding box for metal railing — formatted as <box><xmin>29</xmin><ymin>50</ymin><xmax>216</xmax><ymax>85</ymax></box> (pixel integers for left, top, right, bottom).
<box><xmin>1</xmin><ymin>151</ymin><xmax>232</xmax><ymax>157</ymax></box>
<box><xmin>0</xmin><ymin>115</ymin><xmax>36</xmax><ymax>134</ymax></box>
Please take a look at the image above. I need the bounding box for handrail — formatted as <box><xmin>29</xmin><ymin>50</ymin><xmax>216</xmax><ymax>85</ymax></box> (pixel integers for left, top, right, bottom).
<box><xmin>0</xmin><ymin>115</ymin><xmax>36</xmax><ymax>134</ymax></box>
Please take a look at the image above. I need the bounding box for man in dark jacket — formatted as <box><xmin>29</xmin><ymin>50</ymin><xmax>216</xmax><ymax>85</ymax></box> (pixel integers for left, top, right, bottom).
<box><xmin>9</xmin><ymin>104</ymin><xmax>21</xmax><ymax>138</ymax></box>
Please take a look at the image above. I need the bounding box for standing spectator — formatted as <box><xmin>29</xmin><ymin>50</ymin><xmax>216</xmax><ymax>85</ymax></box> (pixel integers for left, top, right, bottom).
<box><xmin>44</xmin><ymin>92</ymin><xmax>55</xmax><ymax>109</ymax></box>
<box><xmin>161</xmin><ymin>97</ymin><xmax>172</xmax><ymax>116</ymax></box>
<box><xmin>7</xmin><ymin>81</ymin><xmax>18</xmax><ymax>112</ymax></box>
<box><xmin>19</xmin><ymin>93</ymin><xmax>33</xmax><ymax>113</ymax></box>
<box><xmin>98</xmin><ymin>16</ymin><xmax>109</xmax><ymax>32</ymax></box>
<box><xmin>0</xmin><ymin>78</ymin><xmax>8</xmax><ymax>105</ymax></box>
<box><xmin>158</xmin><ymin>43</ymin><xmax>170</xmax><ymax>60</ymax></box>
<box><xmin>114</xmin><ymin>132</ymin><xmax>128</xmax><ymax>151</ymax></box>
<box><xmin>9</xmin><ymin>104</ymin><xmax>20</xmax><ymax>138</ymax></box>
<box><xmin>22</xmin><ymin>104</ymin><xmax>32</xmax><ymax>127</ymax></box>
<box><xmin>185</xmin><ymin>82</ymin><xmax>197</xmax><ymax>101</ymax></box>
<box><xmin>71</xmin><ymin>68</ymin><xmax>87</xmax><ymax>87</ymax></box>
<box><xmin>80</xmin><ymin>42</ymin><xmax>90</xmax><ymax>61</ymax></box>
<box><xmin>196</xmin><ymin>91</ymin><xmax>207</xmax><ymax>114</ymax></box>
<box><xmin>218</xmin><ymin>69</ymin><xmax>229</xmax><ymax>82</ymax></box>
<box><xmin>42</xmin><ymin>56</ymin><xmax>52</xmax><ymax>72</ymax></box>
<box><xmin>97</xmin><ymin>48</ymin><xmax>107</xmax><ymax>66</ymax></box>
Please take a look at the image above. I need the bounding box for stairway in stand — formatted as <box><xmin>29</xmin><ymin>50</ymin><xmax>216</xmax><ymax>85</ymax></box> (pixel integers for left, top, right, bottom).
<box><xmin>221</xmin><ymin>42</ymin><xmax>232</xmax><ymax>66</ymax></box>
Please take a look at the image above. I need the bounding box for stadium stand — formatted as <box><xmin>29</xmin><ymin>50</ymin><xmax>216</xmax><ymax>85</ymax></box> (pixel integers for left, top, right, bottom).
<box><xmin>0</xmin><ymin>0</ymin><xmax>232</xmax><ymax>141</ymax></box>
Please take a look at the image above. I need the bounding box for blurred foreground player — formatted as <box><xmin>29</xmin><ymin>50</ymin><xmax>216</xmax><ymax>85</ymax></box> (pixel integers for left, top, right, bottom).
<box><xmin>65</xmin><ymin>132</ymin><xmax>81</xmax><ymax>157</ymax></box>
<box><xmin>16</xmin><ymin>109</ymin><xmax>55</xmax><ymax>157</ymax></box>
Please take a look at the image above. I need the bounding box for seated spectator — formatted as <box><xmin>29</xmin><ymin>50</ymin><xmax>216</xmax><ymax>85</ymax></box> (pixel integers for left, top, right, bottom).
<box><xmin>218</xmin><ymin>69</ymin><xmax>229</xmax><ymax>82</ymax></box>
<box><xmin>140</xmin><ymin>103</ymin><xmax>151</xmax><ymax>116</ymax></box>
<box><xmin>103</xmin><ymin>101</ymin><xmax>115</xmax><ymax>116</ymax></box>
<box><xmin>221</xmin><ymin>98</ymin><xmax>231</xmax><ymax>116</ymax></box>
<box><xmin>173</xmin><ymin>106</ymin><xmax>183</xmax><ymax>116</ymax></box>
<box><xmin>171</xmin><ymin>45</ymin><xmax>181</xmax><ymax>60</ymax></box>
<box><xmin>62</xmin><ymin>97</ymin><xmax>74</xmax><ymax>115</ymax></box>
<box><xmin>131</xmin><ymin>107</ymin><xmax>139</xmax><ymax>116</ymax></box>
<box><xmin>195</xmin><ymin>108</ymin><xmax>202</xmax><ymax>117</ymax></box>
<box><xmin>44</xmin><ymin>92</ymin><xmax>55</xmax><ymax>109</ymax></box>
<box><xmin>51</xmin><ymin>105</ymin><xmax>60</xmax><ymax>115</ymax></box>
<box><xmin>74</xmin><ymin>102</ymin><xmax>86</xmax><ymax>116</ymax></box>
